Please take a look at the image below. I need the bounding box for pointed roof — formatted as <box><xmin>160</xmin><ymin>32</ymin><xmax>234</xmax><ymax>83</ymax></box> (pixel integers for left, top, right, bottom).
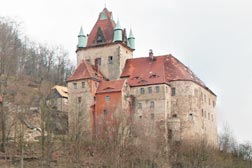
<box><xmin>121</xmin><ymin>55</ymin><xmax>215</xmax><ymax>95</ymax></box>
<box><xmin>78</xmin><ymin>26</ymin><xmax>85</xmax><ymax>37</ymax></box>
<box><xmin>114</xmin><ymin>19</ymin><xmax>122</xmax><ymax>30</ymax></box>
<box><xmin>96</xmin><ymin>79</ymin><xmax>126</xmax><ymax>94</ymax></box>
<box><xmin>67</xmin><ymin>60</ymin><xmax>103</xmax><ymax>82</ymax></box>
<box><xmin>128</xmin><ymin>29</ymin><xmax>134</xmax><ymax>38</ymax></box>
<box><xmin>87</xmin><ymin>8</ymin><xmax>116</xmax><ymax>47</ymax></box>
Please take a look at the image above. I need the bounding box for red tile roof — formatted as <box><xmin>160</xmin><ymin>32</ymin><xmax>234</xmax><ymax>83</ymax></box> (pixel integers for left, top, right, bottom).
<box><xmin>121</xmin><ymin>55</ymin><xmax>212</xmax><ymax>92</ymax></box>
<box><xmin>87</xmin><ymin>8</ymin><xmax>116</xmax><ymax>47</ymax></box>
<box><xmin>96</xmin><ymin>79</ymin><xmax>126</xmax><ymax>94</ymax></box>
<box><xmin>67</xmin><ymin>60</ymin><xmax>103</xmax><ymax>82</ymax></box>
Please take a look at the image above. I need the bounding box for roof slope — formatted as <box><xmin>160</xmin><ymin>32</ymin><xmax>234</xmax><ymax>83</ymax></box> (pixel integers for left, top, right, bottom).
<box><xmin>67</xmin><ymin>60</ymin><xmax>103</xmax><ymax>82</ymax></box>
<box><xmin>87</xmin><ymin>8</ymin><xmax>116</xmax><ymax>47</ymax></box>
<box><xmin>96</xmin><ymin>79</ymin><xmax>126</xmax><ymax>94</ymax></box>
<box><xmin>52</xmin><ymin>85</ymin><xmax>68</xmax><ymax>98</ymax></box>
<box><xmin>121</xmin><ymin>55</ymin><xmax>209</xmax><ymax>90</ymax></box>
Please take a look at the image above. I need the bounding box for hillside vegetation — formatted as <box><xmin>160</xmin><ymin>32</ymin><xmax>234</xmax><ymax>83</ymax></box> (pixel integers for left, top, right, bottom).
<box><xmin>0</xmin><ymin>17</ymin><xmax>252</xmax><ymax>168</ymax></box>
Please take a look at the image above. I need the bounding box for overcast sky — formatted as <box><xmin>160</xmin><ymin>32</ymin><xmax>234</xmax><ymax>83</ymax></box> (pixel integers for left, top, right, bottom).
<box><xmin>1</xmin><ymin>0</ymin><xmax>252</xmax><ymax>142</ymax></box>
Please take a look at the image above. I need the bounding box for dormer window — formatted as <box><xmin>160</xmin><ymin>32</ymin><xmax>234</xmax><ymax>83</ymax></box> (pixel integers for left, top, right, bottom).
<box><xmin>150</xmin><ymin>74</ymin><xmax>159</xmax><ymax>78</ymax></box>
<box><xmin>96</xmin><ymin>35</ymin><xmax>103</xmax><ymax>43</ymax></box>
<box><xmin>100</xmin><ymin>12</ymin><xmax>107</xmax><ymax>20</ymax></box>
<box><xmin>95</xmin><ymin>27</ymin><xmax>105</xmax><ymax>44</ymax></box>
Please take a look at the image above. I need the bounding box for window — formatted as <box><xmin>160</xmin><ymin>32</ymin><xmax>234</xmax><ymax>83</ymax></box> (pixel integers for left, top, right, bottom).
<box><xmin>172</xmin><ymin>114</ymin><xmax>177</xmax><ymax>118</ymax></box>
<box><xmin>201</xmin><ymin>109</ymin><xmax>204</xmax><ymax>117</ymax></box>
<box><xmin>150</xmin><ymin>101</ymin><xmax>155</xmax><ymax>108</ymax></box>
<box><xmin>103</xmin><ymin>109</ymin><xmax>107</xmax><ymax>116</ymax></box>
<box><xmin>105</xmin><ymin>96</ymin><xmax>110</xmax><ymax>102</ymax></box>
<box><xmin>82</xmin><ymin>82</ymin><xmax>85</xmax><ymax>88</ymax></box>
<box><xmin>97</xmin><ymin>35</ymin><xmax>103</xmax><ymax>43</ymax></box>
<box><xmin>138</xmin><ymin>103</ymin><xmax>142</xmax><ymax>109</ymax></box>
<box><xmin>77</xmin><ymin>97</ymin><xmax>81</xmax><ymax>103</ymax></box>
<box><xmin>168</xmin><ymin>129</ymin><xmax>173</xmax><ymax>140</ymax></box>
<box><xmin>189</xmin><ymin>113</ymin><xmax>193</xmax><ymax>120</ymax></box>
<box><xmin>148</xmin><ymin>87</ymin><xmax>152</xmax><ymax>94</ymax></box>
<box><xmin>108</xmin><ymin>56</ymin><xmax>113</xmax><ymax>64</ymax></box>
<box><xmin>73</xmin><ymin>83</ymin><xmax>77</xmax><ymax>89</ymax></box>
<box><xmin>171</xmin><ymin>87</ymin><xmax>176</xmax><ymax>96</ymax></box>
<box><xmin>209</xmin><ymin>98</ymin><xmax>211</xmax><ymax>105</ymax></box>
<box><xmin>208</xmin><ymin>113</ymin><xmax>210</xmax><ymax>120</ymax></box>
<box><xmin>140</xmin><ymin>88</ymin><xmax>145</xmax><ymax>94</ymax></box>
<box><xmin>95</xmin><ymin>58</ymin><xmax>101</xmax><ymax>66</ymax></box>
<box><xmin>213</xmin><ymin>101</ymin><xmax>215</xmax><ymax>107</ymax></box>
<box><xmin>211</xmin><ymin>114</ymin><xmax>214</xmax><ymax>121</ymax></box>
<box><xmin>155</xmin><ymin>86</ymin><xmax>160</xmax><ymax>93</ymax></box>
<box><xmin>151</xmin><ymin>113</ymin><xmax>155</xmax><ymax>120</ymax></box>
<box><xmin>94</xmin><ymin>96</ymin><xmax>96</xmax><ymax>103</ymax></box>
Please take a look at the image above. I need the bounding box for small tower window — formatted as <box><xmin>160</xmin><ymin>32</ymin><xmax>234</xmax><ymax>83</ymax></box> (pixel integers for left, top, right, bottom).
<box><xmin>138</xmin><ymin>103</ymin><xmax>142</xmax><ymax>109</ymax></box>
<box><xmin>105</xmin><ymin>96</ymin><xmax>110</xmax><ymax>102</ymax></box>
<box><xmin>108</xmin><ymin>56</ymin><xmax>113</xmax><ymax>64</ymax></box>
<box><xmin>150</xmin><ymin>101</ymin><xmax>155</xmax><ymax>108</ymax></box>
<box><xmin>148</xmin><ymin>87</ymin><xmax>152</xmax><ymax>94</ymax></box>
<box><xmin>73</xmin><ymin>83</ymin><xmax>77</xmax><ymax>89</ymax></box>
<box><xmin>171</xmin><ymin>87</ymin><xmax>176</xmax><ymax>96</ymax></box>
<box><xmin>151</xmin><ymin>113</ymin><xmax>155</xmax><ymax>120</ymax></box>
<box><xmin>140</xmin><ymin>88</ymin><xmax>145</xmax><ymax>94</ymax></box>
<box><xmin>95</xmin><ymin>58</ymin><xmax>101</xmax><ymax>66</ymax></box>
<box><xmin>155</xmin><ymin>86</ymin><xmax>160</xmax><ymax>93</ymax></box>
<box><xmin>77</xmin><ymin>97</ymin><xmax>81</xmax><ymax>103</ymax></box>
<box><xmin>103</xmin><ymin>109</ymin><xmax>107</xmax><ymax>116</ymax></box>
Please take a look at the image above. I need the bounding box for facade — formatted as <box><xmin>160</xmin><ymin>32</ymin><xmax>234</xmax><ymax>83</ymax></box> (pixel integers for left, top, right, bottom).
<box><xmin>67</xmin><ymin>8</ymin><xmax>217</xmax><ymax>145</ymax></box>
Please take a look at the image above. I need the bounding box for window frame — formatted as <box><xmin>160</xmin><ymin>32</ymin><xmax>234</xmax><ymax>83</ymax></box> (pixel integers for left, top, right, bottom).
<box><xmin>155</xmin><ymin>86</ymin><xmax>160</xmax><ymax>93</ymax></box>
<box><xmin>140</xmin><ymin>88</ymin><xmax>145</xmax><ymax>94</ymax></box>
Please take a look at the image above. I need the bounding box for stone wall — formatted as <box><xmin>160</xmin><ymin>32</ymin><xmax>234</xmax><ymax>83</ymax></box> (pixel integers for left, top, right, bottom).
<box><xmin>77</xmin><ymin>43</ymin><xmax>133</xmax><ymax>80</ymax></box>
<box><xmin>169</xmin><ymin>81</ymin><xmax>217</xmax><ymax>146</ymax></box>
<box><xmin>67</xmin><ymin>79</ymin><xmax>99</xmax><ymax>136</ymax></box>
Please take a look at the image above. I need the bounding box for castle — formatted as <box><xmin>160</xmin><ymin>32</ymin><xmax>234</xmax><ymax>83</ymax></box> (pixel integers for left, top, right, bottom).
<box><xmin>67</xmin><ymin>8</ymin><xmax>217</xmax><ymax>145</ymax></box>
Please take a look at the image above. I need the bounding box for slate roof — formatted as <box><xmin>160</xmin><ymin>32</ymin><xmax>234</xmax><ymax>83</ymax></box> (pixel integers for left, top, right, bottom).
<box><xmin>96</xmin><ymin>79</ymin><xmax>126</xmax><ymax>94</ymax></box>
<box><xmin>67</xmin><ymin>60</ymin><xmax>103</xmax><ymax>82</ymax></box>
<box><xmin>121</xmin><ymin>55</ymin><xmax>214</xmax><ymax>94</ymax></box>
<box><xmin>87</xmin><ymin>8</ymin><xmax>116</xmax><ymax>47</ymax></box>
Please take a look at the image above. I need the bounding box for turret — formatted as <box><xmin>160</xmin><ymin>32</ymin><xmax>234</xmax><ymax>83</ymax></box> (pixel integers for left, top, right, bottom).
<box><xmin>113</xmin><ymin>19</ymin><xmax>123</xmax><ymax>42</ymax></box>
<box><xmin>127</xmin><ymin>29</ymin><xmax>135</xmax><ymax>50</ymax></box>
<box><xmin>78</xmin><ymin>26</ymin><xmax>87</xmax><ymax>48</ymax></box>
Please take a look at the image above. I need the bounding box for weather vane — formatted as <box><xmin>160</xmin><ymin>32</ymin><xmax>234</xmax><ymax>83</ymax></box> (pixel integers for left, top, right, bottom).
<box><xmin>104</xmin><ymin>0</ymin><xmax>107</xmax><ymax>8</ymax></box>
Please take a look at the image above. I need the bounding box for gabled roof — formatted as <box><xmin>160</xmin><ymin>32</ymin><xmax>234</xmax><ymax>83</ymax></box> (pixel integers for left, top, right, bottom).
<box><xmin>67</xmin><ymin>60</ymin><xmax>103</xmax><ymax>82</ymax></box>
<box><xmin>96</xmin><ymin>79</ymin><xmax>126</xmax><ymax>94</ymax></box>
<box><xmin>121</xmin><ymin>55</ymin><xmax>213</xmax><ymax>94</ymax></box>
<box><xmin>52</xmin><ymin>85</ymin><xmax>68</xmax><ymax>98</ymax></box>
<box><xmin>87</xmin><ymin>8</ymin><xmax>116</xmax><ymax>47</ymax></box>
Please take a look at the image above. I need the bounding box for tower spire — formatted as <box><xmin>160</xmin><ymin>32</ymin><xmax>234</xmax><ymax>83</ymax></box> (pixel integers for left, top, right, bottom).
<box><xmin>113</xmin><ymin>19</ymin><xmax>123</xmax><ymax>42</ymax></box>
<box><xmin>127</xmin><ymin>28</ymin><xmax>135</xmax><ymax>50</ymax></box>
<box><xmin>77</xmin><ymin>26</ymin><xmax>87</xmax><ymax>48</ymax></box>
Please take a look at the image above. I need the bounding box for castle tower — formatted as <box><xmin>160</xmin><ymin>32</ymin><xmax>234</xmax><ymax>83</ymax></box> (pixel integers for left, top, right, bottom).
<box><xmin>76</xmin><ymin>8</ymin><xmax>135</xmax><ymax>80</ymax></box>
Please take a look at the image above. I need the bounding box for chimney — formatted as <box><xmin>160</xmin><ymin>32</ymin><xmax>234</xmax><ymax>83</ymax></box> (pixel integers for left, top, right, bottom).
<box><xmin>149</xmin><ymin>49</ymin><xmax>154</xmax><ymax>61</ymax></box>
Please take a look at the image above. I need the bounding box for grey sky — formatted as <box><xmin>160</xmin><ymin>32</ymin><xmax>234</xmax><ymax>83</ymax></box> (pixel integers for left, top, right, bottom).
<box><xmin>0</xmin><ymin>0</ymin><xmax>252</xmax><ymax>142</ymax></box>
